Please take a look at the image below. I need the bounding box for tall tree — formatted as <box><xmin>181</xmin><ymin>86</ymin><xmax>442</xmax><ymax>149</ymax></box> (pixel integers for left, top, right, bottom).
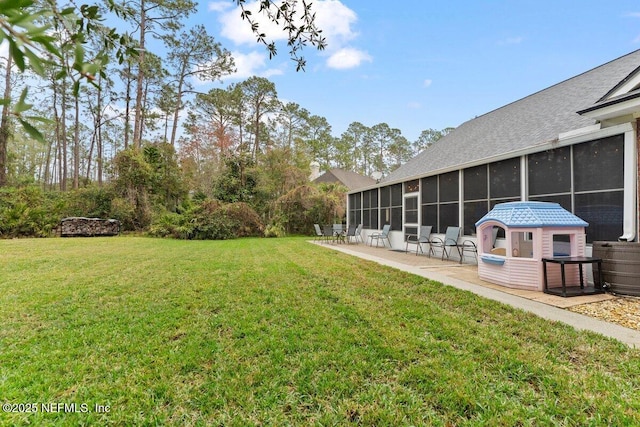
<box><xmin>0</xmin><ymin>51</ymin><xmax>13</xmax><ymax>186</ymax></box>
<box><xmin>192</xmin><ymin>87</ymin><xmax>239</xmax><ymax>156</ymax></box>
<box><xmin>304</xmin><ymin>114</ymin><xmax>332</xmax><ymax>168</ymax></box>
<box><xmin>163</xmin><ymin>24</ymin><xmax>234</xmax><ymax>146</ymax></box>
<box><xmin>370</xmin><ymin>123</ymin><xmax>409</xmax><ymax>174</ymax></box>
<box><xmin>275</xmin><ymin>102</ymin><xmax>309</xmax><ymax>152</ymax></box>
<box><xmin>413</xmin><ymin>127</ymin><xmax>455</xmax><ymax>154</ymax></box>
<box><xmin>239</xmin><ymin>76</ymin><xmax>278</xmax><ymax>160</ymax></box>
<box><xmin>130</xmin><ymin>0</ymin><xmax>196</xmax><ymax>148</ymax></box>
<box><xmin>341</xmin><ymin>122</ymin><xmax>373</xmax><ymax>176</ymax></box>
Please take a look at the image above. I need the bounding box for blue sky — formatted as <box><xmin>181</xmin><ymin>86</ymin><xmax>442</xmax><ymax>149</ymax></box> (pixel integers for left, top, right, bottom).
<box><xmin>187</xmin><ymin>1</ymin><xmax>640</xmax><ymax>142</ymax></box>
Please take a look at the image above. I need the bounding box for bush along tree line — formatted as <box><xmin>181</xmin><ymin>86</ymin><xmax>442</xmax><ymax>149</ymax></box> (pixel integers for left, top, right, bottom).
<box><xmin>0</xmin><ymin>1</ymin><xmax>452</xmax><ymax>239</ymax></box>
<box><xmin>0</xmin><ymin>142</ymin><xmax>350</xmax><ymax>239</ymax></box>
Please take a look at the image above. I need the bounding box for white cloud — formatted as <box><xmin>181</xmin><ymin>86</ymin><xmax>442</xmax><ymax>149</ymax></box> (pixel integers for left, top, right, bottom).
<box><xmin>423</xmin><ymin>79</ymin><xmax>432</xmax><ymax>88</ymax></box>
<box><xmin>326</xmin><ymin>48</ymin><xmax>372</xmax><ymax>70</ymax></box>
<box><xmin>313</xmin><ymin>0</ymin><xmax>359</xmax><ymax>47</ymax></box>
<box><xmin>215</xmin><ymin>1</ymin><xmax>288</xmax><ymax>45</ymax></box>
<box><xmin>213</xmin><ymin>1</ymin><xmax>370</xmax><ymax>71</ymax></box>
<box><xmin>221</xmin><ymin>51</ymin><xmax>284</xmax><ymax>80</ymax></box>
<box><xmin>407</xmin><ymin>102</ymin><xmax>422</xmax><ymax>109</ymax></box>
<box><xmin>624</xmin><ymin>12</ymin><xmax>640</xmax><ymax>18</ymax></box>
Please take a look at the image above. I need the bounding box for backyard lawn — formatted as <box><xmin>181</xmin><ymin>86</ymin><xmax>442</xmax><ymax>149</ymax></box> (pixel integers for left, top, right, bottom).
<box><xmin>1</xmin><ymin>236</ymin><xmax>639</xmax><ymax>426</ymax></box>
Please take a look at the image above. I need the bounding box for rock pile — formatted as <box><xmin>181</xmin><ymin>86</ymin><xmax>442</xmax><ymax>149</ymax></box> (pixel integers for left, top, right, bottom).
<box><xmin>60</xmin><ymin>217</ymin><xmax>120</xmax><ymax>237</ymax></box>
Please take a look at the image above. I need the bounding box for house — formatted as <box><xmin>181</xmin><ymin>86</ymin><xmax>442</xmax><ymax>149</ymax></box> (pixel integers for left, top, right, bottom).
<box><xmin>347</xmin><ymin>50</ymin><xmax>640</xmax><ymax>257</ymax></box>
<box><xmin>313</xmin><ymin>167</ymin><xmax>376</xmax><ymax>191</ymax></box>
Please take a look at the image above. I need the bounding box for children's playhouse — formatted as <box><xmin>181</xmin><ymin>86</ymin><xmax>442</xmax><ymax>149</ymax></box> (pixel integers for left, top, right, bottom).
<box><xmin>474</xmin><ymin>201</ymin><xmax>589</xmax><ymax>292</ymax></box>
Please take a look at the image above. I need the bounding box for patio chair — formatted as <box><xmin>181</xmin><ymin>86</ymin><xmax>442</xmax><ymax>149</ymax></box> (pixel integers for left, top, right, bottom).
<box><xmin>405</xmin><ymin>225</ymin><xmax>433</xmax><ymax>255</ymax></box>
<box><xmin>369</xmin><ymin>224</ymin><xmax>391</xmax><ymax>247</ymax></box>
<box><xmin>429</xmin><ymin>226</ymin><xmax>461</xmax><ymax>261</ymax></box>
<box><xmin>354</xmin><ymin>224</ymin><xmax>364</xmax><ymax>243</ymax></box>
<box><xmin>322</xmin><ymin>225</ymin><xmax>334</xmax><ymax>243</ymax></box>
<box><xmin>344</xmin><ymin>224</ymin><xmax>358</xmax><ymax>244</ymax></box>
<box><xmin>313</xmin><ymin>224</ymin><xmax>324</xmax><ymax>242</ymax></box>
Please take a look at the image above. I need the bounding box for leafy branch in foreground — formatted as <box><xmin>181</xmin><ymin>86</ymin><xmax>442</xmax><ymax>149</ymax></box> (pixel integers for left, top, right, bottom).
<box><xmin>0</xmin><ymin>0</ymin><xmax>136</xmax><ymax>140</ymax></box>
<box><xmin>235</xmin><ymin>0</ymin><xmax>326</xmax><ymax>71</ymax></box>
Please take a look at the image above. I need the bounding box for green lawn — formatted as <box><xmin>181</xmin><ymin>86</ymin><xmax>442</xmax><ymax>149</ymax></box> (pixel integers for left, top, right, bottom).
<box><xmin>1</xmin><ymin>237</ymin><xmax>639</xmax><ymax>426</ymax></box>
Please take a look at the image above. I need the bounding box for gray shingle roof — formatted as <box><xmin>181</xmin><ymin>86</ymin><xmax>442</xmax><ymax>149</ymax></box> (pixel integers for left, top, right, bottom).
<box><xmin>314</xmin><ymin>168</ymin><xmax>375</xmax><ymax>190</ymax></box>
<box><xmin>382</xmin><ymin>50</ymin><xmax>640</xmax><ymax>184</ymax></box>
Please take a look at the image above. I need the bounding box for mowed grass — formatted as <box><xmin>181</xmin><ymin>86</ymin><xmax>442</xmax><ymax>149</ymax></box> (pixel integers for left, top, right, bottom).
<box><xmin>1</xmin><ymin>237</ymin><xmax>639</xmax><ymax>426</ymax></box>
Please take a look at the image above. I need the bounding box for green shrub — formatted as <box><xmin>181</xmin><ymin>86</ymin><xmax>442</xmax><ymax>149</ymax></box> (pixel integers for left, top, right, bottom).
<box><xmin>264</xmin><ymin>223</ymin><xmax>286</xmax><ymax>238</ymax></box>
<box><xmin>0</xmin><ymin>187</ymin><xmax>62</xmax><ymax>238</ymax></box>
<box><xmin>148</xmin><ymin>199</ymin><xmax>264</xmax><ymax>240</ymax></box>
<box><xmin>275</xmin><ymin>184</ymin><xmax>346</xmax><ymax>235</ymax></box>
<box><xmin>62</xmin><ymin>187</ymin><xmax>114</xmax><ymax>218</ymax></box>
<box><xmin>220</xmin><ymin>202</ymin><xmax>264</xmax><ymax>237</ymax></box>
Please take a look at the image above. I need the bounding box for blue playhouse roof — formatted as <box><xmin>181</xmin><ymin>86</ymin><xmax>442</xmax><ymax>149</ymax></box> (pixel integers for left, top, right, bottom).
<box><xmin>475</xmin><ymin>201</ymin><xmax>588</xmax><ymax>228</ymax></box>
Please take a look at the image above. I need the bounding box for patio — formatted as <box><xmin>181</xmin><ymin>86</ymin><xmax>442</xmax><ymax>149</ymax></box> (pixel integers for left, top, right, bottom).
<box><xmin>312</xmin><ymin>239</ymin><xmax>614</xmax><ymax>310</ymax></box>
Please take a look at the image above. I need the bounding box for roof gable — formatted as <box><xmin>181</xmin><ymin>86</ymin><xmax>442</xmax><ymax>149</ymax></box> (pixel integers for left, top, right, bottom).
<box><xmin>314</xmin><ymin>168</ymin><xmax>375</xmax><ymax>190</ymax></box>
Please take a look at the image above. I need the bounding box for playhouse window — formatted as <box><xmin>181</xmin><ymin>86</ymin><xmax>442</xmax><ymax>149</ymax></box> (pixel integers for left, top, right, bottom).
<box><xmin>511</xmin><ymin>231</ymin><xmax>534</xmax><ymax>258</ymax></box>
<box><xmin>552</xmin><ymin>234</ymin><xmax>571</xmax><ymax>257</ymax></box>
<box><xmin>484</xmin><ymin>226</ymin><xmax>506</xmax><ymax>256</ymax></box>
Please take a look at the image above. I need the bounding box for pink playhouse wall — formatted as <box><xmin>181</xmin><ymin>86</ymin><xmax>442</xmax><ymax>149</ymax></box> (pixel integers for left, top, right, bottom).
<box><xmin>477</xmin><ymin>222</ymin><xmax>586</xmax><ymax>292</ymax></box>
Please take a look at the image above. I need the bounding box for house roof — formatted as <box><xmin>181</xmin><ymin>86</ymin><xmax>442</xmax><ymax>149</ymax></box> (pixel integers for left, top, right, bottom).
<box><xmin>475</xmin><ymin>202</ymin><xmax>589</xmax><ymax>228</ymax></box>
<box><xmin>313</xmin><ymin>168</ymin><xmax>375</xmax><ymax>190</ymax></box>
<box><xmin>381</xmin><ymin>50</ymin><xmax>640</xmax><ymax>185</ymax></box>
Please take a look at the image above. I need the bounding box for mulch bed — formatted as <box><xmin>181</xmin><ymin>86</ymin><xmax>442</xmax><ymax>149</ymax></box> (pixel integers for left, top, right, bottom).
<box><xmin>569</xmin><ymin>296</ymin><xmax>640</xmax><ymax>331</ymax></box>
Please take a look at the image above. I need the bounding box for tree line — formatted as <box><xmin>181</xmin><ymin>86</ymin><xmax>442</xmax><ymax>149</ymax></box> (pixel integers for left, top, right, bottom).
<box><xmin>0</xmin><ymin>0</ymin><xmax>452</xmax><ymax>237</ymax></box>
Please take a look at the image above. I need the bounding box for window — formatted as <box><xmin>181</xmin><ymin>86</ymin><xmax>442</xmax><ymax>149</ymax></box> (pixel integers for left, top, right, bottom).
<box><xmin>404</xmin><ymin>196</ymin><xmax>418</xmax><ymax>224</ymax></box>
<box><xmin>528</xmin><ymin>146</ymin><xmax>571</xmax><ymax>196</ymax></box>
<box><xmin>511</xmin><ymin>231</ymin><xmax>534</xmax><ymax>258</ymax></box>
<box><xmin>527</xmin><ymin>136</ymin><xmax>624</xmax><ymax>243</ymax></box>
<box><xmin>573</xmin><ymin>135</ymin><xmax>624</xmax><ymax>192</ymax></box>
<box><xmin>552</xmin><ymin>234</ymin><xmax>571</xmax><ymax>257</ymax></box>
<box><xmin>439</xmin><ymin>203</ymin><xmax>459</xmax><ymax>232</ymax></box>
<box><xmin>404</xmin><ymin>179</ymin><xmax>419</xmax><ymax>193</ymax></box>
<box><xmin>379</xmin><ymin>184</ymin><xmax>402</xmax><ymax>230</ymax></box>
<box><xmin>390</xmin><ymin>184</ymin><xmax>403</xmax><ymax>231</ymax></box>
<box><xmin>573</xmin><ymin>135</ymin><xmax>624</xmax><ymax>242</ymax></box>
<box><xmin>439</xmin><ymin>171</ymin><xmax>458</xmax><ymax>202</ymax></box>
<box><xmin>463</xmin><ymin>201</ymin><xmax>487</xmax><ymax>236</ymax></box>
<box><xmin>463</xmin><ymin>165</ymin><xmax>488</xmax><ymax>236</ymax></box>
<box><xmin>438</xmin><ymin>171</ymin><xmax>459</xmax><ymax>233</ymax></box>
<box><xmin>490</xmin><ymin>157</ymin><xmax>520</xmax><ymax>200</ymax></box>
<box><xmin>421</xmin><ymin>176</ymin><xmax>437</xmax><ymax>203</ymax></box>
<box><xmin>575</xmin><ymin>191</ymin><xmax>623</xmax><ymax>242</ymax></box>
<box><xmin>348</xmin><ymin>193</ymin><xmax>361</xmax><ymax>226</ymax></box>
<box><xmin>361</xmin><ymin>189</ymin><xmax>379</xmax><ymax>229</ymax></box>
<box><xmin>464</xmin><ymin>165</ymin><xmax>487</xmax><ymax>200</ymax></box>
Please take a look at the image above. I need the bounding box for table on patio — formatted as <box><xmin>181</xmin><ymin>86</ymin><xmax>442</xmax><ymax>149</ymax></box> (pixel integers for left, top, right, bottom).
<box><xmin>542</xmin><ymin>256</ymin><xmax>604</xmax><ymax>297</ymax></box>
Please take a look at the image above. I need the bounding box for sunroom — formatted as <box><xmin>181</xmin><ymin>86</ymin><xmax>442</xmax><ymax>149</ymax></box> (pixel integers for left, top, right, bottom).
<box><xmin>347</xmin><ymin>50</ymin><xmax>640</xmax><ymax>257</ymax></box>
